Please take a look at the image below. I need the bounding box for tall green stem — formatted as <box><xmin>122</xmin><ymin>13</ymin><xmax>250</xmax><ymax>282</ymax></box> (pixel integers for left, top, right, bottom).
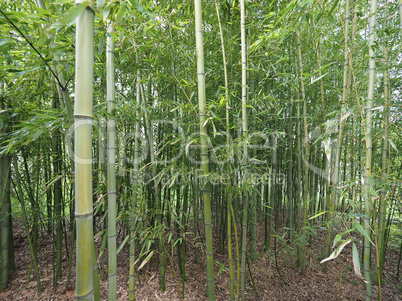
<box><xmin>74</xmin><ymin>1</ymin><xmax>95</xmax><ymax>299</ymax></box>
<box><xmin>296</xmin><ymin>26</ymin><xmax>308</xmax><ymax>275</ymax></box>
<box><xmin>129</xmin><ymin>72</ymin><xmax>141</xmax><ymax>301</ymax></box>
<box><xmin>13</xmin><ymin>155</ymin><xmax>42</xmax><ymax>292</ymax></box>
<box><xmin>0</xmin><ymin>155</ymin><xmax>11</xmax><ymax>291</ymax></box>
<box><xmin>51</xmin><ymin>104</ymin><xmax>63</xmax><ymax>282</ymax></box>
<box><xmin>215</xmin><ymin>2</ymin><xmax>235</xmax><ymax>299</ymax></box>
<box><xmin>363</xmin><ymin>0</ymin><xmax>378</xmax><ymax>299</ymax></box>
<box><xmin>376</xmin><ymin>1</ymin><xmax>389</xmax><ymax>281</ymax></box>
<box><xmin>106</xmin><ymin>22</ymin><xmax>117</xmax><ymax>301</ymax></box>
<box><xmin>323</xmin><ymin>0</ymin><xmax>350</xmax><ymax>272</ymax></box>
<box><xmin>194</xmin><ymin>0</ymin><xmax>215</xmax><ymax>299</ymax></box>
<box><xmin>240</xmin><ymin>0</ymin><xmax>249</xmax><ymax>300</ymax></box>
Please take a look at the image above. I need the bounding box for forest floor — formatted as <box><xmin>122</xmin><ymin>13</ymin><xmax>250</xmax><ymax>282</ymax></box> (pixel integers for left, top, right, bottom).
<box><xmin>1</xmin><ymin>216</ymin><xmax>401</xmax><ymax>301</ymax></box>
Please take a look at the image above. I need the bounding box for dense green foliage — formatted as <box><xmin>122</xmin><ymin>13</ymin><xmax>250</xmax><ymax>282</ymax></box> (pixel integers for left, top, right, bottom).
<box><xmin>0</xmin><ymin>0</ymin><xmax>401</xmax><ymax>300</ymax></box>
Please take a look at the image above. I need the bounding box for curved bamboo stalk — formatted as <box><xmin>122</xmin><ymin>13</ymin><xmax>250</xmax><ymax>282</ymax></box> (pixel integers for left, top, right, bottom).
<box><xmin>194</xmin><ymin>0</ymin><xmax>216</xmax><ymax>299</ymax></box>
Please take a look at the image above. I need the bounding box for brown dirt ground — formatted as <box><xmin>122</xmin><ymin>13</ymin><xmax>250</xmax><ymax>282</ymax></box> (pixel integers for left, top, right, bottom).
<box><xmin>0</xmin><ymin>217</ymin><xmax>401</xmax><ymax>300</ymax></box>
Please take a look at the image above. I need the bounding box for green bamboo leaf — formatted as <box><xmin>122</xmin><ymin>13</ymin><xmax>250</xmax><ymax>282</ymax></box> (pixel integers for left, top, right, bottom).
<box><xmin>98</xmin><ymin>36</ymin><xmax>104</xmax><ymax>55</ymax></box>
<box><xmin>97</xmin><ymin>0</ymin><xmax>106</xmax><ymax>9</ymax></box>
<box><xmin>340</xmin><ymin>227</ymin><xmax>356</xmax><ymax>236</ymax></box>
<box><xmin>308</xmin><ymin>210</ymin><xmax>327</xmax><ymax>220</ymax></box>
<box><xmin>369</xmin><ymin>188</ymin><xmax>379</xmax><ymax>198</ymax></box>
<box><xmin>99</xmin><ymin>230</ymin><xmax>108</xmax><ymax>257</ymax></box>
<box><xmin>353</xmin><ymin>222</ymin><xmax>374</xmax><ymax>246</ymax></box>
<box><xmin>116</xmin><ymin>3</ymin><xmax>127</xmax><ymax>23</ymax></box>
<box><xmin>352</xmin><ymin>242</ymin><xmax>362</xmax><ymax>277</ymax></box>
<box><xmin>117</xmin><ymin>235</ymin><xmax>129</xmax><ymax>254</ymax></box>
<box><xmin>5</xmin><ymin>139</ymin><xmax>16</xmax><ymax>154</ymax></box>
<box><xmin>309</xmin><ymin>73</ymin><xmax>327</xmax><ymax>85</ymax></box>
<box><xmin>320</xmin><ymin>239</ymin><xmax>351</xmax><ymax>264</ymax></box>
<box><xmin>103</xmin><ymin>5</ymin><xmax>112</xmax><ymax>20</ymax></box>
<box><xmin>116</xmin><ymin>3</ymin><xmax>127</xmax><ymax>24</ymax></box>
<box><xmin>327</xmin><ymin>0</ymin><xmax>340</xmax><ymax>18</ymax></box>
<box><xmin>55</xmin><ymin>0</ymin><xmax>74</xmax><ymax>4</ymax></box>
<box><xmin>137</xmin><ymin>251</ymin><xmax>154</xmax><ymax>270</ymax></box>
<box><xmin>315</xmin><ymin>11</ymin><xmax>323</xmax><ymax>23</ymax></box>
<box><xmin>129</xmin><ymin>0</ymin><xmax>146</xmax><ymax>13</ymax></box>
<box><xmin>388</xmin><ymin>138</ymin><xmax>398</xmax><ymax>153</ymax></box>
<box><xmin>218</xmin><ymin>264</ymin><xmax>225</xmax><ymax>276</ymax></box>
<box><xmin>35</xmin><ymin>6</ymin><xmax>52</xmax><ymax>17</ymax></box>
<box><xmin>94</xmin><ymin>229</ymin><xmax>106</xmax><ymax>240</ymax></box>
<box><xmin>332</xmin><ymin>234</ymin><xmax>342</xmax><ymax>249</ymax></box>
<box><xmin>44</xmin><ymin>175</ymin><xmax>63</xmax><ymax>191</ymax></box>
<box><xmin>50</xmin><ymin>1</ymin><xmax>90</xmax><ymax>29</ymax></box>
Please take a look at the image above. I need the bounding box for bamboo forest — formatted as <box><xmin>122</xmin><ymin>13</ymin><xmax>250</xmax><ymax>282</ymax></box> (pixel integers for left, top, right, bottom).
<box><xmin>0</xmin><ymin>0</ymin><xmax>401</xmax><ymax>300</ymax></box>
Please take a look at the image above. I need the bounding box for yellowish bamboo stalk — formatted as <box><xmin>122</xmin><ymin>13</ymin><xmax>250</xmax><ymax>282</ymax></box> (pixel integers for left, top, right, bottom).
<box><xmin>74</xmin><ymin>1</ymin><xmax>95</xmax><ymax>299</ymax></box>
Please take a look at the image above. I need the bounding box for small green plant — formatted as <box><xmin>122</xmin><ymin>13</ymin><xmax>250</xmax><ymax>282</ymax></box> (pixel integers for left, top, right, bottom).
<box><xmin>215</xmin><ymin>260</ymin><xmax>229</xmax><ymax>276</ymax></box>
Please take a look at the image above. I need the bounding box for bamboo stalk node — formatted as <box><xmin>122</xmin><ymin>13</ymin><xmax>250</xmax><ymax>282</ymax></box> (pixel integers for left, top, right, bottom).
<box><xmin>76</xmin><ymin>289</ymin><xmax>93</xmax><ymax>300</ymax></box>
<box><xmin>74</xmin><ymin>114</ymin><xmax>93</xmax><ymax>119</ymax></box>
<box><xmin>75</xmin><ymin>211</ymin><xmax>93</xmax><ymax>218</ymax></box>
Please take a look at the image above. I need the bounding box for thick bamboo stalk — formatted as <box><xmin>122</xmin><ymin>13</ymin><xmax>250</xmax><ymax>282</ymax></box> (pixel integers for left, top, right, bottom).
<box><xmin>194</xmin><ymin>0</ymin><xmax>216</xmax><ymax>299</ymax></box>
<box><xmin>376</xmin><ymin>2</ymin><xmax>390</xmax><ymax>279</ymax></box>
<box><xmin>241</xmin><ymin>0</ymin><xmax>249</xmax><ymax>294</ymax></box>
<box><xmin>240</xmin><ymin>0</ymin><xmax>248</xmax><ymax>299</ymax></box>
<box><xmin>363</xmin><ymin>0</ymin><xmax>378</xmax><ymax>299</ymax></box>
<box><xmin>74</xmin><ymin>1</ymin><xmax>95</xmax><ymax>299</ymax></box>
<box><xmin>129</xmin><ymin>72</ymin><xmax>141</xmax><ymax>301</ymax></box>
<box><xmin>106</xmin><ymin>22</ymin><xmax>117</xmax><ymax>301</ymax></box>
